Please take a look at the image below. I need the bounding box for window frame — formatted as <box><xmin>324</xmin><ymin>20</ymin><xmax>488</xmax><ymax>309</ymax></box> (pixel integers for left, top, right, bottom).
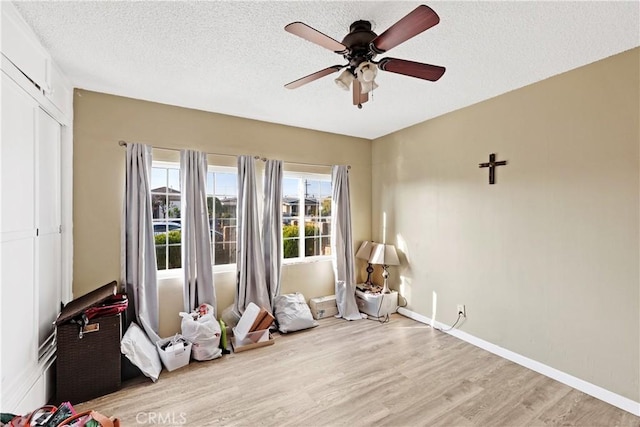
<box><xmin>281</xmin><ymin>170</ymin><xmax>333</xmax><ymax>265</ymax></box>
<box><xmin>151</xmin><ymin>161</ymin><xmax>183</xmax><ymax>274</ymax></box>
<box><xmin>152</xmin><ymin>161</ymin><xmax>239</xmax><ymax>277</ymax></box>
<box><xmin>206</xmin><ymin>165</ymin><xmax>238</xmax><ymax>272</ymax></box>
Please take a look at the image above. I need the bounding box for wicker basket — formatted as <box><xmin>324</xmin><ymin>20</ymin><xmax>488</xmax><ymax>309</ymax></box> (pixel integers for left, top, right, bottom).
<box><xmin>55</xmin><ymin>282</ymin><xmax>122</xmax><ymax>404</ymax></box>
<box><xmin>56</xmin><ymin>314</ymin><xmax>122</xmax><ymax>404</ymax></box>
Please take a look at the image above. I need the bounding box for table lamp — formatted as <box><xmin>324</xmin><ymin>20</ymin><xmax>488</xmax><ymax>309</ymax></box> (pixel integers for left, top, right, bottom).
<box><xmin>355</xmin><ymin>241</ymin><xmax>375</xmax><ymax>286</ymax></box>
<box><xmin>368</xmin><ymin>243</ymin><xmax>400</xmax><ymax>294</ymax></box>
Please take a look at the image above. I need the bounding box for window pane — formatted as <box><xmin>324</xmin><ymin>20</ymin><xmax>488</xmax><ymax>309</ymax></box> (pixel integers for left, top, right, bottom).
<box><xmin>321</xmin><ymin>236</ymin><xmax>331</xmax><ymax>256</ymax></box>
<box><xmin>282</xmin><ymin>177</ymin><xmax>299</xmax><ymax>234</ymax></box>
<box><xmin>215</xmin><ymin>173</ymin><xmax>237</xmax><ymax>196</ymax></box>
<box><xmin>151</xmin><ymin>194</ymin><xmax>167</xmax><ymax>220</ymax></box>
<box><xmin>151</xmin><ymin>168</ymin><xmax>167</xmax><ymax>190</ymax></box>
<box><xmin>214</xmin><ymin>241</ymin><xmax>236</xmax><ymax>265</ymax></box>
<box><xmin>168</xmin><ymin>244</ymin><xmax>181</xmax><ymax>269</ymax></box>
<box><xmin>156</xmin><ymin>248</ymin><xmax>166</xmax><ymax>270</ymax></box>
<box><xmin>283</xmin><ymin>236</ymin><xmax>299</xmax><ymax>259</ymax></box>
<box><xmin>206</xmin><ymin>173</ymin><xmax>214</xmax><ymax>195</ymax></box>
<box><xmin>168</xmin><ymin>169</ymin><xmax>180</xmax><ymax>191</ymax></box>
<box><xmin>167</xmin><ymin>196</ymin><xmax>181</xmax><ymax>218</ymax></box>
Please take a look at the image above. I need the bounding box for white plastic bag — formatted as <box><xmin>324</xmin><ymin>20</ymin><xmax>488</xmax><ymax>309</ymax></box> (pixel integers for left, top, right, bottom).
<box><xmin>274</xmin><ymin>293</ymin><xmax>318</xmax><ymax>333</ymax></box>
<box><xmin>179</xmin><ymin>303</ymin><xmax>222</xmax><ymax>361</ymax></box>
<box><xmin>121</xmin><ymin>322</ymin><xmax>162</xmax><ymax>382</ymax></box>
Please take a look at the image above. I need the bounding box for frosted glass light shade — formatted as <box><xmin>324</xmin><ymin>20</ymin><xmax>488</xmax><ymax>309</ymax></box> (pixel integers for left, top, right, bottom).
<box><xmin>334</xmin><ymin>69</ymin><xmax>354</xmax><ymax>91</ymax></box>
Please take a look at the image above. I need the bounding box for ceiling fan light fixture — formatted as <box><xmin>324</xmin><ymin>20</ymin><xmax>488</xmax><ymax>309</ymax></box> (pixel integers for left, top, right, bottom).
<box><xmin>334</xmin><ymin>69</ymin><xmax>354</xmax><ymax>91</ymax></box>
<box><xmin>356</xmin><ymin>61</ymin><xmax>378</xmax><ymax>83</ymax></box>
<box><xmin>360</xmin><ymin>80</ymin><xmax>378</xmax><ymax>94</ymax></box>
<box><xmin>356</xmin><ymin>61</ymin><xmax>378</xmax><ymax>93</ymax></box>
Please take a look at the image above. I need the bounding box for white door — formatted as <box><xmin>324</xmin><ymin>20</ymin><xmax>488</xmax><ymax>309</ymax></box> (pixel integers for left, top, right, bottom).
<box><xmin>36</xmin><ymin>108</ymin><xmax>61</xmax><ymax>354</ymax></box>
<box><xmin>0</xmin><ymin>72</ymin><xmax>38</xmax><ymax>396</ymax></box>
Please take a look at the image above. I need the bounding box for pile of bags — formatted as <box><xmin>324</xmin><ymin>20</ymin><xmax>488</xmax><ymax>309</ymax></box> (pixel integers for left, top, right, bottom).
<box><xmin>121</xmin><ymin>303</ymin><xmax>223</xmax><ymax>383</ymax></box>
<box><xmin>179</xmin><ymin>303</ymin><xmax>222</xmax><ymax>361</ymax></box>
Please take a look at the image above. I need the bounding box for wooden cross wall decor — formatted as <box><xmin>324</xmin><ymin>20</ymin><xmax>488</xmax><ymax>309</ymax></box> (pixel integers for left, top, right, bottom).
<box><xmin>479</xmin><ymin>153</ymin><xmax>507</xmax><ymax>185</ymax></box>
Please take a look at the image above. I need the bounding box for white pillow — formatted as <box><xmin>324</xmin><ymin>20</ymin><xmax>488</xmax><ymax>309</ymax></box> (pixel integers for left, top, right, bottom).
<box><xmin>274</xmin><ymin>293</ymin><xmax>318</xmax><ymax>333</ymax></box>
<box><xmin>121</xmin><ymin>322</ymin><xmax>162</xmax><ymax>382</ymax></box>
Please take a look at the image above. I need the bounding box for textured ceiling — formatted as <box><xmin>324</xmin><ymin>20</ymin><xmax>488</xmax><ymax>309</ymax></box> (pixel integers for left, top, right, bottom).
<box><xmin>12</xmin><ymin>1</ymin><xmax>640</xmax><ymax>140</ymax></box>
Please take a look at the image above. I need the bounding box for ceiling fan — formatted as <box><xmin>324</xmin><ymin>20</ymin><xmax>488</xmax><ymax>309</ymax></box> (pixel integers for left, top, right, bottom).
<box><xmin>284</xmin><ymin>4</ymin><xmax>446</xmax><ymax>109</ymax></box>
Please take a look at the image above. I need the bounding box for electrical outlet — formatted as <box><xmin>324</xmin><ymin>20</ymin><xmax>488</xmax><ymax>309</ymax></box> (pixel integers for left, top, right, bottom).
<box><xmin>457</xmin><ymin>304</ymin><xmax>466</xmax><ymax>317</ymax></box>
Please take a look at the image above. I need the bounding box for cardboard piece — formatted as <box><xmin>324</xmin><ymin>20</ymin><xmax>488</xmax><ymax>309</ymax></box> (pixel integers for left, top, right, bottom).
<box><xmin>249</xmin><ymin>308</ymin><xmax>269</xmax><ymax>331</ymax></box>
<box><xmin>231</xmin><ymin>331</ymin><xmax>274</xmax><ymax>353</ymax></box>
<box><xmin>253</xmin><ymin>310</ymin><xmax>275</xmax><ymax>332</ymax></box>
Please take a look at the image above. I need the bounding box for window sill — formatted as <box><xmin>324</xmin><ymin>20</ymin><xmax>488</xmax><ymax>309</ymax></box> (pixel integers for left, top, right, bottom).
<box><xmin>157</xmin><ymin>264</ymin><xmax>237</xmax><ymax>279</ymax></box>
<box><xmin>156</xmin><ymin>257</ymin><xmax>332</xmax><ymax>278</ymax></box>
<box><xmin>282</xmin><ymin>256</ymin><xmax>332</xmax><ymax>266</ymax></box>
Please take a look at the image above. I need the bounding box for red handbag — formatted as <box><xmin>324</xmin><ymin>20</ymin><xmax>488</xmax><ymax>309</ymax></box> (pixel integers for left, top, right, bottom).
<box><xmin>84</xmin><ymin>294</ymin><xmax>128</xmax><ymax>320</ymax></box>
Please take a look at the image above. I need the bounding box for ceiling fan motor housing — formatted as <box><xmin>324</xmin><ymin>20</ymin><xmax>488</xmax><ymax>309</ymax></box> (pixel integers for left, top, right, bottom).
<box><xmin>341</xmin><ymin>20</ymin><xmax>378</xmax><ymax>69</ymax></box>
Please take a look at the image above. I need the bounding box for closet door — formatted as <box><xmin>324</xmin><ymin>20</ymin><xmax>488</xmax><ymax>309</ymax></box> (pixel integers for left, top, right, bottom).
<box><xmin>36</xmin><ymin>108</ymin><xmax>61</xmax><ymax>356</ymax></box>
<box><xmin>1</xmin><ymin>72</ymin><xmax>37</xmax><ymax>392</ymax></box>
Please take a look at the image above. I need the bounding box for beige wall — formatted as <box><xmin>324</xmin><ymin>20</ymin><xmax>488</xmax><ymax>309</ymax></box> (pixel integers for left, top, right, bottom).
<box><xmin>372</xmin><ymin>48</ymin><xmax>640</xmax><ymax>401</ymax></box>
<box><xmin>73</xmin><ymin>90</ymin><xmax>371</xmax><ymax>336</ymax></box>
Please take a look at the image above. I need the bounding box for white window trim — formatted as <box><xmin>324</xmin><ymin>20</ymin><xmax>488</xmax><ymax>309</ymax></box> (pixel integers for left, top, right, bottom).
<box><xmin>282</xmin><ymin>171</ymin><xmax>332</xmax><ymax>263</ymax></box>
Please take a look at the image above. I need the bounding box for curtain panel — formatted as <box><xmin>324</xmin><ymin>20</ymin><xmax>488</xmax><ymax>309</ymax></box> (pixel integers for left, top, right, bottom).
<box><xmin>263</xmin><ymin>159</ymin><xmax>283</xmax><ymax>311</ymax></box>
<box><xmin>121</xmin><ymin>143</ymin><xmax>161</xmax><ymax>342</ymax></box>
<box><xmin>234</xmin><ymin>155</ymin><xmax>271</xmax><ymax>316</ymax></box>
<box><xmin>181</xmin><ymin>150</ymin><xmax>216</xmax><ymax>316</ymax></box>
<box><xmin>331</xmin><ymin>165</ymin><xmax>361</xmax><ymax>321</ymax></box>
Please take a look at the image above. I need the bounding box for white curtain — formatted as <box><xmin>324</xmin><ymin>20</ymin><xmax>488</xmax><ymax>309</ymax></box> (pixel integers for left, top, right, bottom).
<box><xmin>331</xmin><ymin>165</ymin><xmax>362</xmax><ymax>321</ymax></box>
<box><xmin>181</xmin><ymin>150</ymin><xmax>216</xmax><ymax>316</ymax></box>
<box><xmin>121</xmin><ymin>143</ymin><xmax>161</xmax><ymax>342</ymax></box>
<box><xmin>234</xmin><ymin>155</ymin><xmax>271</xmax><ymax>316</ymax></box>
<box><xmin>263</xmin><ymin>160</ymin><xmax>283</xmax><ymax>310</ymax></box>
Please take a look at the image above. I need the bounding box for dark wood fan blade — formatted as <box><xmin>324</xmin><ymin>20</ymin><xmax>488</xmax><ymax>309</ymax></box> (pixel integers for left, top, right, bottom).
<box><xmin>352</xmin><ymin>79</ymin><xmax>369</xmax><ymax>106</ymax></box>
<box><xmin>378</xmin><ymin>57</ymin><xmax>445</xmax><ymax>81</ymax></box>
<box><xmin>371</xmin><ymin>5</ymin><xmax>440</xmax><ymax>53</ymax></box>
<box><xmin>285</xmin><ymin>22</ymin><xmax>347</xmax><ymax>53</ymax></box>
<box><xmin>285</xmin><ymin>65</ymin><xmax>343</xmax><ymax>89</ymax></box>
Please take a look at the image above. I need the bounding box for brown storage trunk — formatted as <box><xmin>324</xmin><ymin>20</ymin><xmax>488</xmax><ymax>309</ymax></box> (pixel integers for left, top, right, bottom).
<box><xmin>55</xmin><ymin>281</ymin><xmax>122</xmax><ymax>404</ymax></box>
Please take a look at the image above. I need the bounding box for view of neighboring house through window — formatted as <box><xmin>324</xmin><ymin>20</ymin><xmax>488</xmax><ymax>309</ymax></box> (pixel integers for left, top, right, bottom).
<box><xmin>282</xmin><ymin>173</ymin><xmax>332</xmax><ymax>260</ymax></box>
<box><xmin>151</xmin><ymin>162</ymin><xmax>238</xmax><ymax>271</ymax></box>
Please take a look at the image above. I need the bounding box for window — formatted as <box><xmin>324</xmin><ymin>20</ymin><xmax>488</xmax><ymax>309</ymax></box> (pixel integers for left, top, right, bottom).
<box><xmin>151</xmin><ymin>164</ymin><xmax>182</xmax><ymax>270</ymax></box>
<box><xmin>206</xmin><ymin>168</ymin><xmax>237</xmax><ymax>266</ymax></box>
<box><xmin>151</xmin><ymin>162</ymin><xmax>238</xmax><ymax>271</ymax></box>
<box><xmin>282</xmin><ymin>173</ymin><xmax>332</xmax><ymax>260</ymax></box>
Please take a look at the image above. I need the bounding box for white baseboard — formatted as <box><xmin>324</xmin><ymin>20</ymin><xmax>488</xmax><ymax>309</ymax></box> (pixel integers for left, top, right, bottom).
<box><xmin>397</xmin><ymin>307</ymin><xmax>640</xmax><ymax>417</ymax></box>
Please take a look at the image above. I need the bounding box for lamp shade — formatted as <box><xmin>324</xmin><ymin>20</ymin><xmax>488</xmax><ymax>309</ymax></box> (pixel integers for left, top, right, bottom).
<box><xmin>334</xmin><ymin>69</ymin><xmax>354</xmax><ymax>91</ymax></box>
<box><xmin>356</xmin><ymin>241</ymin><xmax>375</xmax><ymax>260</ymax></box>
<box><xmin>369</xmin><ymin>243</ymin><xmax>400</xmax><ymax>266</ymax></box>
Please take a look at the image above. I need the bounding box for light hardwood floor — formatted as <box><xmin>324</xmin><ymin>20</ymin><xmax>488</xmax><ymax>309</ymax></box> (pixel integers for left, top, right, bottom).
<box><xmin>78</xmin><ymin>314</ymin><xmax>640</xmax><ymax>426</ymax></box>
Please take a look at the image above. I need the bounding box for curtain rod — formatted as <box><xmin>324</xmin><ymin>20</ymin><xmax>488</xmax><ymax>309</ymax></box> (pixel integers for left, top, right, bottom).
<box><xmin>118</xmin><ymin>140</ymin><xmax>265</xmax><ymax>161</ymax></box>
<box><xmin>118</xmin><ymin>140</ymin><xmax>350</xmax><ymax>169</ymax></box>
